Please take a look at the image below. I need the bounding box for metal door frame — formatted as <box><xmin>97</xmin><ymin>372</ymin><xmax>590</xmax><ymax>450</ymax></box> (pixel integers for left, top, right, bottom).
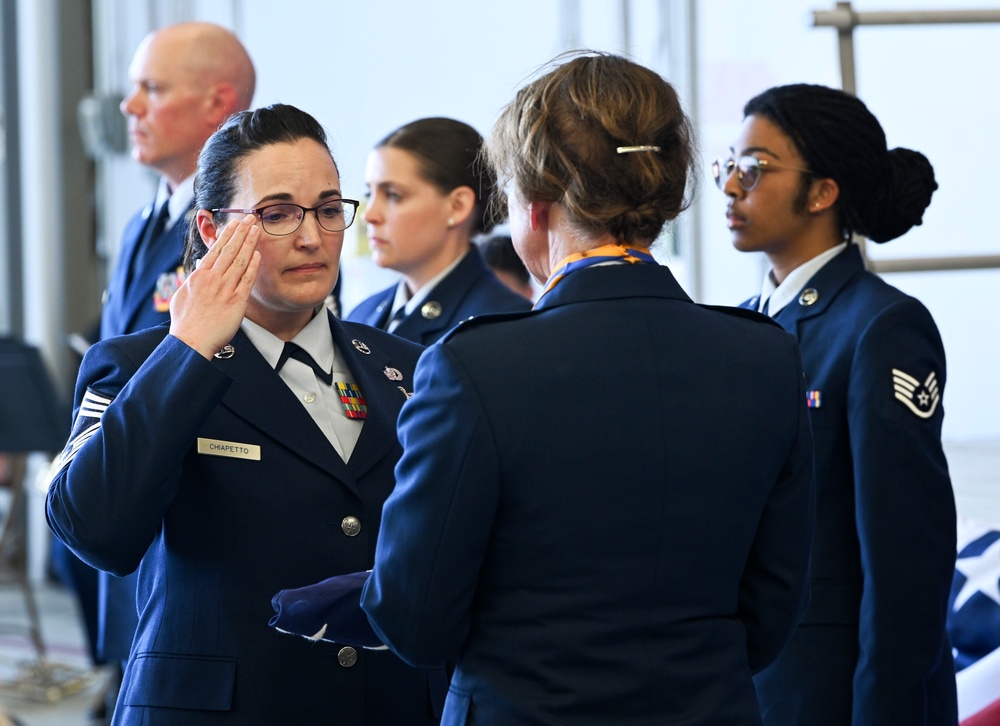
<box><xmin>813</xmin><ymin>2</ymin><xmax>1000</xmax><ymax>273</ymax></box>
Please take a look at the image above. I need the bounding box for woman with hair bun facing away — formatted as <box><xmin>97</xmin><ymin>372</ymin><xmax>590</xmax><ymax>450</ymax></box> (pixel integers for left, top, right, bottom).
<box><xmin>717</xmin><ymin>83</ymin><xmax>957</xmax><ymax>724</ymax></box>
<box><xmin>276</xmin><ymin>52</ymin><xmax>816</xmax><ymax>725</ymax></box>
<box><xmin>348</xmin><ymin>117</ymin><xmax>530</xmax><ymax>343</ymax></box>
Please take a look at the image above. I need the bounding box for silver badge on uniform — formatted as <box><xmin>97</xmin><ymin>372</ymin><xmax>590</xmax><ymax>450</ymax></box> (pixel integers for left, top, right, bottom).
<box><xmin>798</xmin><ymin>288</ymin><xmax>819</xmax><ymax>306</ymax></box>
<box><xmin>397</xmin><ymin>386</ymin><xmax>413</xmax><ymax>399</ymax></box>
<box><xmin>352</xmin><ymin>339</ymin><xmax>371</xmax><ymax>355</ymax></box>
<box><xmin>892</xmin><ymin>368</ymin><xmax>941</xmax><ymax>419</ymax></box>
<box><xmin>384</xmin><ymin>367</ymin><xmax>403</xmax><ymax>381</ymax></box>
<box><xmin>214</xmin><ymin>344</ymin><xmax>235</xmax><ymax>359</ymax></box>
<box><xmin>421</xmin><ymin>301</ymin><xmax>442</xmax><ymax>320</ymax></box>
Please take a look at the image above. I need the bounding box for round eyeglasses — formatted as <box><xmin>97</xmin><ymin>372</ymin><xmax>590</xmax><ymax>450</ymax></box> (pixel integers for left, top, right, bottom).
<box><xmin>712</xmin><ymin>156</ymin><xmax>814</xmax><ymax>192</ymax></box>
<box><xmin>212</xmin><ymin>199</ymin><xmax>360</xmax><ymax>236</ymax></box>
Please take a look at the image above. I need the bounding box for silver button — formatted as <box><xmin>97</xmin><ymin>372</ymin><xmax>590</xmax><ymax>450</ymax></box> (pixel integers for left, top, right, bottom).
<box><xmin>338</xmin><ymin>646</ymin><xmax>357</xmax><ymax>667</ymax></box>
<box><xmin>341</xmin><ymin>516</ymin><xmax>361</xmax><ymax>537</ymax></box>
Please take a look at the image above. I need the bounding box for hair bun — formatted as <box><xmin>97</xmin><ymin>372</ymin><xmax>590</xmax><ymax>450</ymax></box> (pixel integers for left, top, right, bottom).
<box><xmin>866</xmin><ymin>148</ymin><xmax>937</xmax><ymax>243</ymax></box>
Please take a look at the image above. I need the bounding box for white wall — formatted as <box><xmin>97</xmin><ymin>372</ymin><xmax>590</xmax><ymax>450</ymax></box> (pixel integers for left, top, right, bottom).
<box><xmin>693</xmin><ymin>0</ymin><xmax>1000</xmax><ymax>442</ymax></box>
<box><xmin>94</xmin><ymin>0</ymin><xmax>1000</xmax><ymax>442</ymax></box>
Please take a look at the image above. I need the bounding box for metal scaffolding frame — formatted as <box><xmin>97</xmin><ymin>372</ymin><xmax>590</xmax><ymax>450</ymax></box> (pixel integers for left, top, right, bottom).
<box><xmin>813</xmin><ymin>2</ymin><xmax>1000</xmax><ymax>273</ymax></box>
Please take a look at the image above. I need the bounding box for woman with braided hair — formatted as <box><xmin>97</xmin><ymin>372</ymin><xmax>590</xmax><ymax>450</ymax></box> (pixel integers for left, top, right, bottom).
<box><xmin>718</xmin><ymin>83</ymin><xmax>957</xmax><ymax>724</ymax></box>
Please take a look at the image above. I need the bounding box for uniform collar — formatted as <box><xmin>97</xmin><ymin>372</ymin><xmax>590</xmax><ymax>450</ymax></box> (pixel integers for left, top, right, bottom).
<box><xmin>241</xmin><ymin>310</ymin><xmax>335</xmax><ymax>377</ymax></box>
<box><xmin>534</xmin><ymin>261</ymin><xmax>690</xmax><ymax>312</ymax></box>
<box><xmin>389</xmin><ymin>248</ymin><xmax>470</xmax><ymax>320</ymax></box>
<box><xmin>154</xmin><ymin>175</ymin><xmax>194</xmax><ymax>232</ymax></box>
<box><xmin>761</xmin><ymin>241</ymin><xmax>848</xmax><ymax>316</ymax></box>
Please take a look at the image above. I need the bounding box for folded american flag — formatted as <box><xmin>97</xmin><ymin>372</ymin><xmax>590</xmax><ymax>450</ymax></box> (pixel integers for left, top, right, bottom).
<box><xmin>950</xmin><ymin>518</ymin><xmax>1000</xmax><ymax>724</ymax></box>
<box><xmin>269</xmin><ymin>570</ymin><xmax>385</xmax><ymax>648</ymax></box>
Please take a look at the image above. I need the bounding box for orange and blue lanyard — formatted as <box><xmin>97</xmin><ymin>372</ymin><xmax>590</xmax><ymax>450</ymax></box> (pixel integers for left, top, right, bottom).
<box><xmin>536</xmin><ymin>243</ymin><xmax>657</xmax><ymax>305</ymax></box>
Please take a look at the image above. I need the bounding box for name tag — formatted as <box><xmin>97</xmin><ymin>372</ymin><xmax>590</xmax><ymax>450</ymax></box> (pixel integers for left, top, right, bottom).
<box><xmin>197</xmin><ymin>437</ymin><xmax>261</xmax><ymax>461</ymax></box>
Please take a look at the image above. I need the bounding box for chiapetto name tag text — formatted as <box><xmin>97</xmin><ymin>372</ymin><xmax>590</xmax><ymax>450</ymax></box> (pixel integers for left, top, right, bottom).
<box><xmin>196</xmin><ymin>437</ymin><xmax>261</xmax><ymax>461</ymax></box>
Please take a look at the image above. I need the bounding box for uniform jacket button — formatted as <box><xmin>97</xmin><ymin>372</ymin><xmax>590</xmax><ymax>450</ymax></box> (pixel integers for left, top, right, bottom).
<box><xmin>341</xmin><ymin>516</ymin><xmax>361</xmax><ymax>537</ymax></box>
<box><xmin>338</xmin><ymin>646</ymin><xmax>358</xmax><ymax>667</ymax></box>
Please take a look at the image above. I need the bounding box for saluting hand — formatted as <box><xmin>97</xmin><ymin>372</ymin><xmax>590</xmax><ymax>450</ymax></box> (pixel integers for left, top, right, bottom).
<box><xmin>169</xmin><ymin>214</ymin><xmax>261</xmax><ymax>360</ymax></box>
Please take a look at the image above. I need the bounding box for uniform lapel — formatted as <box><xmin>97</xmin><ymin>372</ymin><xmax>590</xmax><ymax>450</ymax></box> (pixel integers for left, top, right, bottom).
<box><xmin>391</xmin><ymin>305</ymin><xmax>447</xmax><ymax>343</ymax></box>
<box><xmin>213</xmin><ymin>328</ymin><xmax>357</xmax><ymax>491</ymax></box>
<box><xmin>328</xmin><ymin>314</ymin><xmax>413</xmax><ymax>480</ymax></box>
<box><xmin>102</xmin><ymin>208</ymin><xmax>150</xmax><ymax>339</ymax></box>
<box><xmin>120</xmin><ymin>208</ymin><xmax>190</xmax><ymax>333</ymax></box>
<box><xmin>772</xmin><ymin>244</ymin><xmax>866</xmax><ymax>334</ymax></box>
<box><xmin>352</xmin><ymin>289</ymin><xmax>394</xmax><ymax>330</ymax></box>
<box><xmin>371</xmin><ymin>297</ymin><xmax>392</xmax><ymax>330</ymax></box>
<box><xmin>390</xmin><ymin>248</ymin><xmax>482</xmax><ymax>343</ymax></box>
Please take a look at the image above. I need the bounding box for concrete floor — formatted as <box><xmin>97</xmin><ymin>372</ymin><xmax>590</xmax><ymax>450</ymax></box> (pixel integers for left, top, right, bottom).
<box><xmin>0</xmin><ymin>440</ymin><xmax>995</xmax><ymax>725</ymax></box>
<box><xmin>0</xmin><ymin>582</ymin><xmax>106</xmax><ymax>726</ymax></box>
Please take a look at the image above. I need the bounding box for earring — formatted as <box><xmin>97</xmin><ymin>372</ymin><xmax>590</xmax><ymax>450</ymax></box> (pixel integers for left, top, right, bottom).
<box><xmin>813</xmin><ymin>203</ymin><xmax>821</xmax><ymax>210</ymax></box>
<box><xmin>447</xmin><ymin>217</ymin><xmax>455</xmax><ymax>227</ymax></box>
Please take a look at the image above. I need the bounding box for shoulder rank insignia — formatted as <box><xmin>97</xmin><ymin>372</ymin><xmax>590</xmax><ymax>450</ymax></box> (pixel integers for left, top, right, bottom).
<box><xmin>47</xmin><ymin>388</ymin><xmax>112</xmax><ymax>483</ymax></box>
<box><xmin>892</xmin><ymin>368</ymin><xmax>940</xmax><ymax>419</ymax></box>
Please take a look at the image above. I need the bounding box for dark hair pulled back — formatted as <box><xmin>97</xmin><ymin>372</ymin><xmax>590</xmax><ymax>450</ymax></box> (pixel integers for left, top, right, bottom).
<box><xmin>184</xmin><ymin>103</ymin><xmax>333</xmax><ymax>271</ymax></box>
<box><xmin>743</xmin><ymin>84</ymin><xmax>936</xmax><ymax>243</ymax></box>
<box><xmin>377</xmin><ymin>117</ymin><xmax>497</xmax><ymax>235</ymax></box>
<box><xmin>485</xmin><ymin>51</ymin><xmax>696</xmax><ymax>247</ymax></box>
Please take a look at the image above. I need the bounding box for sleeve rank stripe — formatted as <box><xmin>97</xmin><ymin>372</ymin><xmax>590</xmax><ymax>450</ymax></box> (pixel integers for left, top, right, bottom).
<box><xmin>891</xmin><ymin>368</ymin><xmax>920</xmax><ymax>388</ymax></box>
<box><xmin>83</xmin><ymin>389</ymin><xmax>112</xmax><ymax>406</ymax></box>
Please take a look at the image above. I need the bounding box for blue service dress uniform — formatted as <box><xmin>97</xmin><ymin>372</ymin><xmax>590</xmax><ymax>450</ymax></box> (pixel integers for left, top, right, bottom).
<box><xmin>45</xmin><ymin>312</ymin><xmax>445</xmax><ymax>725</ymax></box>
<box><xmin>50</xmin><ymin>201</ymin><xmax>191</xmax><ymax>667</ymax></box>
<box><xmin>748</xmin><ymin>243</ymin><xmax>958</xmax><ymax>725</ymax></box>
<box><xmin>99</xmin><ymin>202</ymin><xmax>191</xmax><ymax>665</ymax></box>
<box><xmin>360</xmin><ymin>262</ymin><xmax>816</xmax><ymax>725</ymax></box>
<box><xmin>347</xmin><ymin>246</ymin><xmax>531</xmax><ymax>344</ymax></box>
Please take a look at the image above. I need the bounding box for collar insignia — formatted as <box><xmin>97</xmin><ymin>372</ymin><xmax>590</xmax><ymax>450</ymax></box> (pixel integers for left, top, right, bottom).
<box><xmin>421</xmin><ymin>301</ymin><xmax>442</xmax><ymax>320</ymax></box>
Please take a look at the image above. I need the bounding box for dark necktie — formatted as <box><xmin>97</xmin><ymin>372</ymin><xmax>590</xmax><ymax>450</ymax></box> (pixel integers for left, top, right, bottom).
<box><xmin>276</xmin><ymin>342</ymin><xmax>332</xmax><ymax>385</ymax></box>
<box><xmin>129</xmin><ymin>201</ymin><xmax>171</xmax><ymax>285</ymax></box>
<box><xmin>384</xmin><ymin>306</ymin><xmax>406</xmax><ymax>332</ymax></box>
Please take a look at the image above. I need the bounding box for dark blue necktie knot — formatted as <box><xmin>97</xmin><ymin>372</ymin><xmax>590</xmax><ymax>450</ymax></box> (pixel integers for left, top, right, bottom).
<box><xmin>276</xmin><ymin>342</ymin><xmax>332</xmax><ymax>386</ymax></box>
<box><xmin>384</xmin><ymin>306</ymin><xmax>406</xmax><ymax>331</ymax></box>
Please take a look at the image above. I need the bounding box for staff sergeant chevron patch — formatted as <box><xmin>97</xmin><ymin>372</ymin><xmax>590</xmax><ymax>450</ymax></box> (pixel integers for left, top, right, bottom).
<box><xmin>892</xmin><ymin>368</ymin><xmax>940</xmax><ymax>419</ymax></box>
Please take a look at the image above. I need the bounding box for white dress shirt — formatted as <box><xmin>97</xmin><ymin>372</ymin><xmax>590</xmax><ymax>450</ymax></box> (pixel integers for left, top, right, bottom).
<box><xmin>242</xmin><ymin>312</ymin><xmax>363</xmax><ymax>461</ymax></box>
<box><xmin>758</xmin><ymin>242</ymin><xmax>848</xmax><ymax>316</ymax></box>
